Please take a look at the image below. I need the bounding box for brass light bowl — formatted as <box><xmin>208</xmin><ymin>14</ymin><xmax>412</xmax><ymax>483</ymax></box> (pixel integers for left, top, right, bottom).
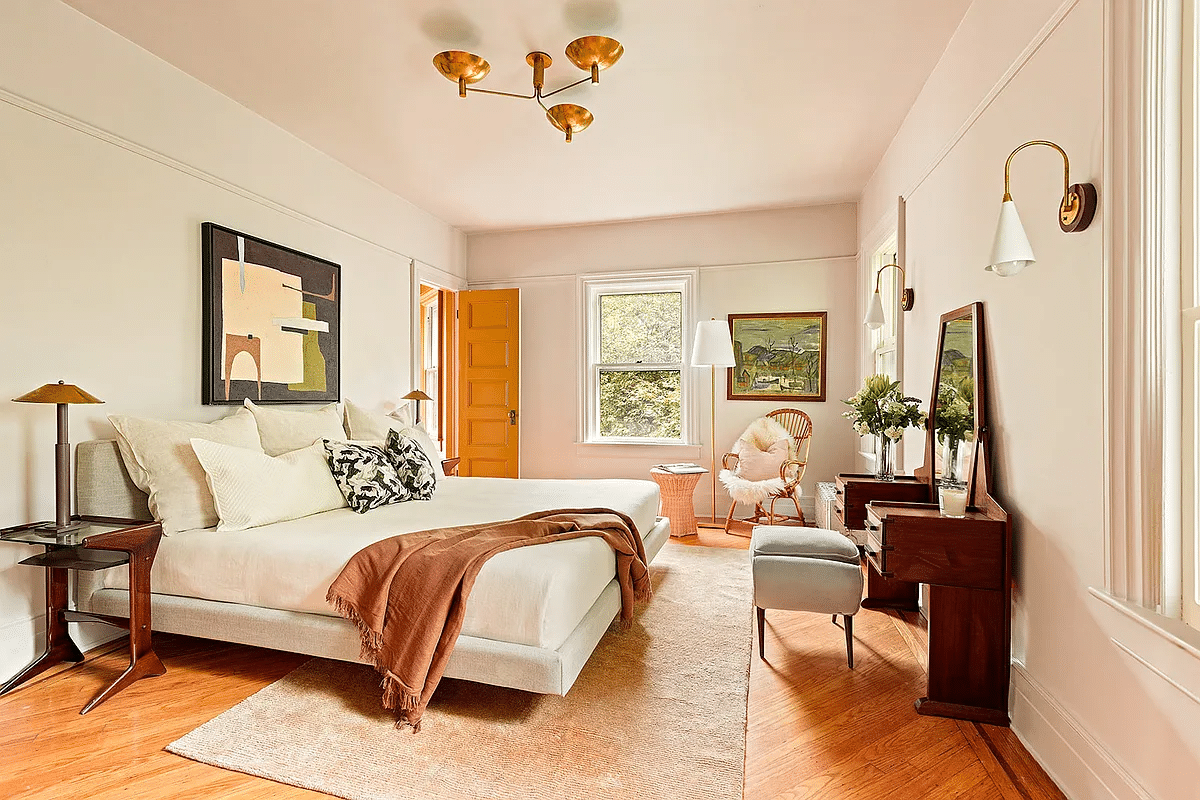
<box><xmin>565</xmin><ymin>36</ymin><xmax>624</xmax><ymax>83</ymax></box>
<box><xmin>546</xmin><ymin>103</ymin><xmax>593</xmax><ymax>142</ymax></box>
<box><xmin>433</xmin><ymin>51</ymin><xmax>491</xmax><ymax>96</ymax></box>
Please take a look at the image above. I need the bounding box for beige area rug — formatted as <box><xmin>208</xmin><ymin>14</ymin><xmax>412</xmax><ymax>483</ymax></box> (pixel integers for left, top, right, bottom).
<box><xmin>167</xmin><ymin>544</ymin><xmax>751</xmax><ymax>800</ymax></box>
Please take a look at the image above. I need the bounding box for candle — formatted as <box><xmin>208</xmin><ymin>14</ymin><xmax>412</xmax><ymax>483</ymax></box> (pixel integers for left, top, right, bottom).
<box><xmin>939</xmin><ymin>485</ymin><xmax>968</xmax><ymax>518</ymax></box>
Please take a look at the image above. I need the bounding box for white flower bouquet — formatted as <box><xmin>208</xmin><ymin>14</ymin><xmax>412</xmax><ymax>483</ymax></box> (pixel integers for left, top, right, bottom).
<box><xmin>842</xmin><ymin>374</ymin><xmax>926</xmax><ymax>441</ymax></box>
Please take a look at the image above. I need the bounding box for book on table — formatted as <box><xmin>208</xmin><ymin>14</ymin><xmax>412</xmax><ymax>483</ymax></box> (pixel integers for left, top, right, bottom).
<box><xmin>653</xmin><ymin>463</ymin><xmax>708</xmax><ymax>474</ymax></box>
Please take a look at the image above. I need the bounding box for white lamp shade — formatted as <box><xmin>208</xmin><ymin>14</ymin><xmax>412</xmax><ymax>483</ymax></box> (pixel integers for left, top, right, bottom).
<box><xmin>864</xmin><ymin>291</ymin><xmax>885</xmax><ymax>330</ymax></box>
<box><xmin>691</xmin><ymin>320</ymin><xmax>736</xmax><ymax>367</ymax></box>
<box><xmin>986</xmin><ymin>199</ymin><xmax>1036</xmax><ymax>276</ymax></box>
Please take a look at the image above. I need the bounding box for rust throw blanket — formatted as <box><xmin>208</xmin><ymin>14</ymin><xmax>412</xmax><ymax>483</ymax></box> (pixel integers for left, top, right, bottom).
<box><xmin>326</xmin><ymin>508</ymin><xmax>652</xmax><ymax>730</ymax></box>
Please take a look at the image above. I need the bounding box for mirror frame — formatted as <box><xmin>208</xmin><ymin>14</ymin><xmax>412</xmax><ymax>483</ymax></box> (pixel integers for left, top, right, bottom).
<box><xmin>921</xmin><ymin>302</ymin><xmax>987</xmax><ymax>502</ymax></box>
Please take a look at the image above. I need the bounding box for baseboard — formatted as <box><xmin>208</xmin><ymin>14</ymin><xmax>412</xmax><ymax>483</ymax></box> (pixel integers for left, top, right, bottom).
<box><xmin>0</xmin><ymin>613</ymin><xmax>44</xmax><ymax>684</ymax></box>
<box><xmin>1011</xmin><ymin>663</ymin><xmax>1154</xmax><ymax>800</ymax></box>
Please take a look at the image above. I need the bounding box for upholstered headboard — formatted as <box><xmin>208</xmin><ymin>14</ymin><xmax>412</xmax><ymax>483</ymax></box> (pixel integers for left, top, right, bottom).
<box><xmin>76</xmin><ymin>439</ymin><xmax>152</xmax><ymax>521</ymax></box>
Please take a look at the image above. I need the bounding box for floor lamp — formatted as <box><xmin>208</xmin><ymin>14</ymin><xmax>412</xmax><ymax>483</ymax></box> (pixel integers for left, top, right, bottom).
<box><xmin>691</xmin><ymin>319</ymin><xmax>736</xmax><ymax>527</ymax></box>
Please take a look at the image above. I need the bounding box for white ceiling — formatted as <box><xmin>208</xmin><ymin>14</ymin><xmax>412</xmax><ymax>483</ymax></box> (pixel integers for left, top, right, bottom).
<box><xmin>64</xmin><ymin>0</ymin><xmax>970</xmax><ymax>233</ymax></box>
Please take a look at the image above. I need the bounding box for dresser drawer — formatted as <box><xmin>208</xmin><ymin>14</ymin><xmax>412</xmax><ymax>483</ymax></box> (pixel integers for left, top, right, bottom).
<box><xmin>866</xmin><ymin>504</ymin><xmax>1006</xmax><ymax>590</ymax></box>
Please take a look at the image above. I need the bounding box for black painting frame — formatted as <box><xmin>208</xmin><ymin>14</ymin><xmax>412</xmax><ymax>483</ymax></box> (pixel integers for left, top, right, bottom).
<box><xmin>201</xmin><ymin>222</ymin><xmax>341</xmax><ymax>405</ymax></box>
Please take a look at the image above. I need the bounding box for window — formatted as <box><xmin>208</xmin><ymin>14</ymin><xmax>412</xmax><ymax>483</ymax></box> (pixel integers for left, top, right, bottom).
<box><xmin>862</xmin><ymin>239</ymin><xmax>901</xmax><ymax>459</ymax></box>
<box><xmin>1182</xmin><ymin>0</ymin><xmax>1200</xmax><ymax>627</ymax></box>
<box><xmin>581</xmin><ymin>274</ymin><xmax>694</xmax><ymax>444</ymax></box>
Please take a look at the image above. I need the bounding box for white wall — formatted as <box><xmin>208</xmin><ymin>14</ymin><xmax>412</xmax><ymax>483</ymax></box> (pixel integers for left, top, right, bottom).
<box><xmin>860</xmin><ymin>0</ymin><xmax>1200</xmax><ymax>797</ymax></box>
<box><xmin>0</xmin><ymin>1</ymin><xmax>465</xmax><ymax>681</ymax></box>
<box><xmin>467</xmin><ymin>204</ymin><xmax>860</xmax><ymax>519</ymax></box>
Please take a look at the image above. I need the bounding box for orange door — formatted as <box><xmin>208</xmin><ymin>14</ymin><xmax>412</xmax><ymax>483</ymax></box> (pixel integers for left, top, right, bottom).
<box><xmin>457</xmin><ymin>288</ymin><xmax>519</xmax><ymax>477</ymax></box>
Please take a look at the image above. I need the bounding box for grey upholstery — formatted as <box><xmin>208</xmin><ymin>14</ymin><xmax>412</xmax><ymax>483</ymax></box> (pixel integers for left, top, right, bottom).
<box><xmin>76</xmin><ymin>439</ymin><xmax>151</xmax><ymax>521</ymax></box>
<box><xmin>750</xmin><ymin>525</ymin><xmax>863</xmax><ymax>667</ymax></box>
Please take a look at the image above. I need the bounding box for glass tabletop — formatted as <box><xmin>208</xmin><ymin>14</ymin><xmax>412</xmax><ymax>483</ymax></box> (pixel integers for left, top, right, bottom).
<box><xmin>0</xmin><ymin>519</ymin><xmax>142</xmax><ymax>547</ymax></box>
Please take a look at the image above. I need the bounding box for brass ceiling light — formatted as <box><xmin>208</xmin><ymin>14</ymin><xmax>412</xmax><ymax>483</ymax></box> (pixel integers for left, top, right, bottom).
<box><xmin>432</xmin><ymin>35</ymin><xmax>623</xmax><ymax>142</ymax></box>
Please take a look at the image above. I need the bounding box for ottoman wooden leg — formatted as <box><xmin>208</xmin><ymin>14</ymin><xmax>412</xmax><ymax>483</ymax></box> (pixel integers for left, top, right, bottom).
<box><xmin>756</xmin><ymin>607</ymin><xmax>765</xmax><ymax>660</ymax></box>
<box><xmin>844</xmin><ymin>615</ymin><xmax>855</xmax><ymax>669</ymax></box>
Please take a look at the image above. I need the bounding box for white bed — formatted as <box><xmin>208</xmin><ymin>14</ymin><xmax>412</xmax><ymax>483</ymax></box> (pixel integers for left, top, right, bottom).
<box><xmin>74</xmin><ymin>440</ymin><xmax>671</xmax><ymax>696</ymax></box>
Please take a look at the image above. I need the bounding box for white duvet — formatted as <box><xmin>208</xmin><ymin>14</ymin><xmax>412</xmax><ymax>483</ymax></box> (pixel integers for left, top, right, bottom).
<box><xmin>102</xmin><ymin>476</ymin><xmax>660</xmax><ymax>650</ymax></box>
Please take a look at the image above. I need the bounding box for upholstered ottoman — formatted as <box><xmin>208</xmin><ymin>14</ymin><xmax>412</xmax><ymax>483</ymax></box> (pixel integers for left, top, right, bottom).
<box><xmin>750</xmin><ymin>525</ymin><xmax>864</xmax><ymax>667</ymax></box>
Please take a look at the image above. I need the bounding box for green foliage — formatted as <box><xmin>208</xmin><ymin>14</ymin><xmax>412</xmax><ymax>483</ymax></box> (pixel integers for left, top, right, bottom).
<box><xmin>842</xmin><ymin>374</ymin><xmax>926</xmax><ymax>440</ymax></box>
<box><xmin>935</xmin><ymin>376</ymin><xmax>974</xmax><ymax>445</ymax></box>
<box><xmin>599</xmin><ymin>370</ymin><xmax>681</xmax><ymax>438</ymax></box>
<box><xmin>600</xmin><ymin>293</ymin><xmax>682</xmax><ymax>364</ymax></box>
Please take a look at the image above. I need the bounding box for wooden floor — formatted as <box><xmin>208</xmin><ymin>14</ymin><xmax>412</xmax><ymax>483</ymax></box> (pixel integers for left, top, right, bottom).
<box><xmin>0</xmin><ymin>530</ymin><xmax>1065</xmax><ymax>800</ymax></box>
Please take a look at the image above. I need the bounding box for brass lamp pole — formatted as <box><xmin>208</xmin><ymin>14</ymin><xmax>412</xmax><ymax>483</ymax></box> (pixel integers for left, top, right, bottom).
<box><xmin>691</xmin><ymin>319</ymin><xmax>736</xmax><ymax>526</ymax></box>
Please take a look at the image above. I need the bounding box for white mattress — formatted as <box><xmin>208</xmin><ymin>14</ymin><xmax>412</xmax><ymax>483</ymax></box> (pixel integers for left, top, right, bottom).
<box><xmin>101</xmin><ymin>476</ymin><xmax>660</xmax><ymax>650</ymax></box>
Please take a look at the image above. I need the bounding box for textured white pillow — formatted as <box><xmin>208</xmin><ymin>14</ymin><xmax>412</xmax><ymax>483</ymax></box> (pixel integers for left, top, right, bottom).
<box><xmin>343</xmin><ymin>398</ymin><xmax>414</xmax><ymax>441</ymax></box>
<box><xmin>191</xmin><ymin>439</ymin><xmax>347</xmax><ymax>530</ymax></box>
<box><xmin>243</xmin><ymin>399</ymin><xmax>345</xmax><ymax>456</ymax></box>
<box><xmin>734</xmin><ymin>437</ymin><xmax>789</xmax><ymax>481</ymax></box>
<box><xmin>109</xmin><ymin>409</ymin><xmax>263</xmax><ymax>535</ymax></box>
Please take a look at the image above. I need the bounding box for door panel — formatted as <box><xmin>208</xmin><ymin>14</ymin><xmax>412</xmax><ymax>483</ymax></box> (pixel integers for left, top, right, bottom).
<box><xmin>457</xmin><ymin>288</ymin><xmax>519</xmax><ymax>477</ymax></box>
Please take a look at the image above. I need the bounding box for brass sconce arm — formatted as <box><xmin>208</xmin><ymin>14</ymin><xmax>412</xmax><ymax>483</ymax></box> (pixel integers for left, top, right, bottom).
<box><xmin>874</xmin><ymin>263</ymin><xmax>915</xmax><ymax>311</ymax></box>
<box><xmin>1001</xmin><ymin>140</ymin><xmax>1097</xmax><ymax>232</ymax></box>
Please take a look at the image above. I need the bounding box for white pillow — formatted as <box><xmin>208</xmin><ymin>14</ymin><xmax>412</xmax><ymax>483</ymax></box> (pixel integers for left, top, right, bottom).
<box><xmin>243</xmin><ymin>399</ymin><xmax>345</xmax><ymax>456</ymax></box>
<box><xmin>734</xmin><ymin>437</ymin><xmax>789</xmax><ymax>481</ymax></box>
<box><xmin>109</xmin><ymin>409</ymin><xmax>263</xmax><ymax>535</ymax></box>
<box><xmin>191</xmin><ymin>439</ymin><xmax>347</xmax><ymax>530</ymax></box>
<box><xmin>343</xmin><ymin>398</ymin><xmax>414</xmax><ymax>441</ymax></box>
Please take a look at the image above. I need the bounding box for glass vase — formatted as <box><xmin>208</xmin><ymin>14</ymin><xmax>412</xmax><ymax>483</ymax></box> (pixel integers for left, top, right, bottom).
<box><xmin>875</xmin><ymin>435</ymin><xmax>895</xmax><ymax>481</ymax></box>
<box><xmin>943</xmin><ymin>439</ymin><xmax>961</xmax><ymax>484</ymax></box>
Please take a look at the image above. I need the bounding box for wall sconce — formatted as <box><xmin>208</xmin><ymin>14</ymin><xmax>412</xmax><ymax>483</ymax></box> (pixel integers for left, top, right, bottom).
<box><xmin>986</xmin><ymin>140</ymin><xmax>1098</xmax><ymax>277</ymax></box>
<box><xmin>864</xmin><ymin>263</ymin><xmax>915</xmax><ymax>330</ymax></box>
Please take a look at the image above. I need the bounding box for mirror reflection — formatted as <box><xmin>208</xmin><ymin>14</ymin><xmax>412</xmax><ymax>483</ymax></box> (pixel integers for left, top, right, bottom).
<box><xmin>934</xmin><ymin>316</ymin><xmax>976</xmax><ymax>489</ymax></box>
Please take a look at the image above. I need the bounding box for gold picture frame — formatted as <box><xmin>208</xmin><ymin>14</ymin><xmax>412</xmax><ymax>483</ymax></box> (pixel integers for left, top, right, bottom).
<box><xmin>727</xmin><ymin>312</ymin><xmax>827</xmax><ymax>402</ymax></box>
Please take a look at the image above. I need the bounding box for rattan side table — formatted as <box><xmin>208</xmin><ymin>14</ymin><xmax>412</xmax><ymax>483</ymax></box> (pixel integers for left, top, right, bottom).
<box><xmin>649</xmin><ymin>467</ymin><xmax>707</xmax><ymax>538</ymax></box>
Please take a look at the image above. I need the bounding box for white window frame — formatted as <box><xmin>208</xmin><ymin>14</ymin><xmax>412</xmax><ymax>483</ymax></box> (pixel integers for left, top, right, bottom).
<box><xmin>1104</xmin><ymin>0</ymin><xmax>1200</xmax><ymax>632</ymax></box>
<box><xmin>579</xmin><ymin>272</ymin><xmax>696</xmax><ymax>445</ymax></box>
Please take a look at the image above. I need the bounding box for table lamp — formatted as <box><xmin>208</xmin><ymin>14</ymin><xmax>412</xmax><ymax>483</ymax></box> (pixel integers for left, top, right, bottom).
<box><xmin>14</xmin><ymin>380</ymin><xmax>103</xmax><ymax>533</ymax></box>
<box><xmin>402</xmin><ymin>389</ymin><xmax>432</xmax><ymax>425</ymax></box>
<box><xmin>691</xmin><ymin>319</ymin><xmax>736</xmax><ymax>526</ymax></box>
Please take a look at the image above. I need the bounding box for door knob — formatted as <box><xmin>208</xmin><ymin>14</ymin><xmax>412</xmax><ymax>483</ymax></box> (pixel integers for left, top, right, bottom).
<box><xmin>508</xmin><ymin>409</ymin><xmax>517</xmax><ymax>426</ymax></box>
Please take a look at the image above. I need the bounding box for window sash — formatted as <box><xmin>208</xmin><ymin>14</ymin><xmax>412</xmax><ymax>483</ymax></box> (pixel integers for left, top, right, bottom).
<box><xmin>581</xmin><ymin>274</ymin><xmax>694</xmax><ymax>445</ymax></box>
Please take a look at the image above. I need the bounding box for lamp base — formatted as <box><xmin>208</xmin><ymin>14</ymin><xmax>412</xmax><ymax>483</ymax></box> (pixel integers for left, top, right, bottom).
<box><xmin>31</xmin><ymin>520</ymin><xmax>84</xmax><ymax>535</ymax></box>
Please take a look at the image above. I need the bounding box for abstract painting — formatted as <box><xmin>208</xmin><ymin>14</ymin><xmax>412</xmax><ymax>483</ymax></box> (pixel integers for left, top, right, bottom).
<box><xmin>727</xmin><ymin>312</ymin><xmax>827</xmax><ymax>402</ymax></box>
<box><xmin>202</xmin><ymin>223</ymin><xmax>340</xmax><ymax>405</ymax></box>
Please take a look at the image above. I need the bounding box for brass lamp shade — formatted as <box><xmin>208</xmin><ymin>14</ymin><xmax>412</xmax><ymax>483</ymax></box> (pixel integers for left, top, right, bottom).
<box><xmin>14</xmin><ymin>380</ymin><xmax>103</xmax><ymax>534</ymax></box>
<box><xmin>14</xmin><ymin>381</ymin><xmax>103</xmax><ymax>404</ymax></box>
<box><xmin>402</xmin><ymin>389</ymin><xmax>432</xmax><ymax>402</ymax></box>
<box><xmin>565</xmin><ymin>36</ymin><xmax>624</xmax><ymax>82</ymax></box>
<box><xmin>433</xmin><ymin>51</ymin><xmax>492</xmax><ymax>97</ymax></box>
<box><xmin>546</xmin><ymin>103</ymin><xmax>593</xmax><ymax>142</ymax></box>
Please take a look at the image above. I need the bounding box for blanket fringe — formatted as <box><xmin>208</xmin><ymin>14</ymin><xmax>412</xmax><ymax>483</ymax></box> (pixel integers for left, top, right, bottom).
<box><xmin>325</xmin><ymin>591</ymin><xmax>384</xmax><ymax>661</ymax></box>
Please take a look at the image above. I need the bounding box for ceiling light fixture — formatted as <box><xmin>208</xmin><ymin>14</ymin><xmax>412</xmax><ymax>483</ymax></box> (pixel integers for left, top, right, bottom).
<box><xmin>864</xmin><ymin>263</ymin><xmax>914</xmax><ymax>330</ymax></box>
<box><xmin>986</xmin><ymin>140</ymin><xmax>1098</xmax><ymax>277</ymax></box>
<box><xmin>432</xmin><ymin>35</ymin><xmax>624</xmax><ymax>142</ymax></box>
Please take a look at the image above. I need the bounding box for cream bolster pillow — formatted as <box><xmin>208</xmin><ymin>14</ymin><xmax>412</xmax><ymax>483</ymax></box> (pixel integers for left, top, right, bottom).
<box><xmin>108</xmin><ymin>409</ymin><xmax>264</xmax><ymax>535</ymax></box>
<box><xmin>243</xmin><ymin>398</ymin><xmax>345</xmax><ymax>456</ymax></box>
<box><xmin>191</xmin><ymin>439</ymin><xmax>347</xmax><ymax>531</ymax></box>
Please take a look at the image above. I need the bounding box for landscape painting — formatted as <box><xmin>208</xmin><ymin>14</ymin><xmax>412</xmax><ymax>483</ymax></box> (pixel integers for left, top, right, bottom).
<box><xmin>201</xmin><ymin>223</ymin><xmax>340</xmax><ymax>404</ymax></box>
<box><xmin>727</xmin><ymin>312</ymin><xmax>827</xmax><ymax>402</ymax></box>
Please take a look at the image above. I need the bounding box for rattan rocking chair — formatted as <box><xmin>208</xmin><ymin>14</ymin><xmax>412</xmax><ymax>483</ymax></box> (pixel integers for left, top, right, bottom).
<box><xmin>719</xmin><ymin>408</ymin><xmax>813</xmax><ymax>533</ymax></box>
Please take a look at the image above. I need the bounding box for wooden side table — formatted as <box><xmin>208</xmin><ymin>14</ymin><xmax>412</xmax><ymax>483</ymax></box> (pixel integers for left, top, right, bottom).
<box><xmin>0</xmin><ymin>516</ymin><xmax>164</xmax><ymax>713</ymax></box>
<box><xmin>649</xmin><ymin>468</ymin><xmax>707</xmax><ymax>538</ymax></box>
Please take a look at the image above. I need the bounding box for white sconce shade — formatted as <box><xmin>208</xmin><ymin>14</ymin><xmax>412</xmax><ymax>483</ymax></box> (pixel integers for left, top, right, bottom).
<box><xmin>986</xmin><ymin>199</ymin><xmax>1037</xmax><ymax>277</ymax></box>
<box><xmin>864</xmin><ymin>292</ymin><xmax>885</xmax><ymax>330</ymax></box>
<box><xmin>691</xmin><ymin>319</ymin><xmax>735</xmax><ymax>367</ymax></box>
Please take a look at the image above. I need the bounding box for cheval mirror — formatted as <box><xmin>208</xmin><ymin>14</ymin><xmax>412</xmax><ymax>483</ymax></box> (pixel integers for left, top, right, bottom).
<box><xmin>920</xmin><ymin>301</ymin><xmax>992</xmax><ymax>509</ymax></box>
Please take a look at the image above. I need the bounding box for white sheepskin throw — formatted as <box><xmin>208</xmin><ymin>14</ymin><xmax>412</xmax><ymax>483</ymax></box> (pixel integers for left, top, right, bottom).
<box><xmin>718</xmin><ymin>416</ymin><xmax>802</xmax><ymax>505</ymax></box>
<box><xmin>736</xmin><ymin>416</ymin><xmax>795</xmax><ymax>458</ymax></box>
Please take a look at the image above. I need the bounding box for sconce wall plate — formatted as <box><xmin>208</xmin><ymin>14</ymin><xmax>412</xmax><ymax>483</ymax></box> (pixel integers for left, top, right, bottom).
<box><xmin>1059</xmin><ymin>182</ymin><xmax>1098</xmax><ymax>232</ymax></box>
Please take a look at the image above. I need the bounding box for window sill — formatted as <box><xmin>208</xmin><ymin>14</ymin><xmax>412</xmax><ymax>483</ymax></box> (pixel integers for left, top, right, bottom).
<box><xmin>576</xmin><ymin>442</ymin><xmax>702</xmax><ymax>460</ymax></box>
<box><xmin>1087</xmin><ymin>587</ymin><xmax>1200</xmax><ymax>705</ymax></box>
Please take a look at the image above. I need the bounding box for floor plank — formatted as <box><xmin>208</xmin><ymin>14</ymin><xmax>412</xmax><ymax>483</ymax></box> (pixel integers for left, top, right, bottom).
<box><xmin>0</xmin><ymin>534</ymin><xmax>1065</xmax><ymax>799</ymax></box>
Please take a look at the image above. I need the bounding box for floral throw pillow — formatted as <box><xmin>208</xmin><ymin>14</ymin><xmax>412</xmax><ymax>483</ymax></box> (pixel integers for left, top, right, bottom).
<box><xmin>322</xmin><ymin>439</ymin><xmax>412</xmax><ymax>513</ymax></box>
<box><xmin>385</xmin><ymin>429</ymin><xmax>437</xmax><ymax>500</ymax></box>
